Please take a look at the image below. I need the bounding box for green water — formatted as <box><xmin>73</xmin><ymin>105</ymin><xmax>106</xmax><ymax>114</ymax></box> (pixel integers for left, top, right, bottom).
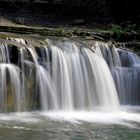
<box><xmin>1</xmin><ymin>120</ymin><xmax>140</xmax><ymax>140</ymax></box>
<box><xmin>0</xmin><ymin>110</ymin><xmax>140</xmax><ymax>140</ymax></box>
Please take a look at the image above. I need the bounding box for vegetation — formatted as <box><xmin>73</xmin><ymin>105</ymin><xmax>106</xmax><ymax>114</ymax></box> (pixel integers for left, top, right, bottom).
<box><xmin>0</xmin><ymin>24</ymin><xmax>140</xmax><ymax>42</ymax></box>
<box><xmin>0</xmin><ymin>0</ymin><xmax>139</xmax><ymax>26</ymax></box>
<box><xmin>0</xmin><ymin>0</ymin><xmax>140</xmax><ymax>42</ymax></box>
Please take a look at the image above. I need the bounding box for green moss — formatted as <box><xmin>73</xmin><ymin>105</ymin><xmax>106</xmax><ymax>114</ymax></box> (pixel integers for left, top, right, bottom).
<box><xmin>107</xmin><ymin>24</ymin><xmax>124</xmax><ymax>40</ymax></box>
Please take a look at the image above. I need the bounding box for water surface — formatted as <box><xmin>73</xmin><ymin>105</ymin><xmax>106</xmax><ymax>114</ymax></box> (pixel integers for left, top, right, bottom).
<box><xmin>1</xmin><ymin>107</ymin><xmax>140</xmax><ymax>140</ymax></box>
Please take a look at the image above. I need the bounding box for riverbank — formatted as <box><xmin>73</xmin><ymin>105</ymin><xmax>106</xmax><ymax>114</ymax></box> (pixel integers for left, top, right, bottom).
<box><xmin>0</xmin><ymin>24</ymin><xmax>140</xmax><ymax>42</ymax></box>
<box><xmin>1</xmin><ymin>13</ymin><xmax>140</xmax><ymax>54</ymax></box>
<box><xmin>1</xmin><ymin>26</ymin><xmax>140</xmax><ymax>56</ymax></box>
<box><xmin>0</xmin><ymin>1</ymin><xmax>140</xmax><ymax>42</ymax></box>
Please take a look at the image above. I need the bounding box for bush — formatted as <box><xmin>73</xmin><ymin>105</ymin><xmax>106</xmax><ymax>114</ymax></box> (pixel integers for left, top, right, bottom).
<box><xmin>108</xmin><ymin>23</ymin><xmax>124</xmax><ymax>39</ymax></box>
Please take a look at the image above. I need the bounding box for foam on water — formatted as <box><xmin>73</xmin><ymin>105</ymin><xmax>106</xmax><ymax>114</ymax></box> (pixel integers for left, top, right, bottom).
<box><xmin>0</xmin><ymin>106</ymin><xmax>140</xmax><ymax>129</ymax></box>
<box><xmin>1</xmin><ymin>38</ymin><xmax>140</xmax><ymax>130</ymax></box>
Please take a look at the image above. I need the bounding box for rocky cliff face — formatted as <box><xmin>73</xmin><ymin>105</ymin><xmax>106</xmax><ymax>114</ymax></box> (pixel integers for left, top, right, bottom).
<box><xmin>0</xmin><ymin>0</ymin><xmax>111</xmax><ymax>26</ymax></box>
<box><xmin>0</xmin><ymin>0</ymin><xmax>139</xmax><ymax>26</ymax></box>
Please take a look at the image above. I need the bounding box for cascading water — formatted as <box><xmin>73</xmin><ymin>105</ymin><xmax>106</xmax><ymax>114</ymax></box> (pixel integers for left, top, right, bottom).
<box><xmin>0</xmin><ymin>37</ymin><xmax>139</xmax><ymax>113</ymax></box>
<box><xmin>96</xmin><ymin>42</ymin><xmax>140</xmax><ymax>105</ymax></box>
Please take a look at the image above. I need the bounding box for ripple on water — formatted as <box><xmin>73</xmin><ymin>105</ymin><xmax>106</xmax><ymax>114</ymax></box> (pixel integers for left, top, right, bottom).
<box><xmin>0</xmin><ymin>108</ymin><xmax>140</xmax><ymax>140</ymax></box>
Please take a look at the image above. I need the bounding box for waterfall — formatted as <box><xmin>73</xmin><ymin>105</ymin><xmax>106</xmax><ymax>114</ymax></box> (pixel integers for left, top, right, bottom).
<box><xmin>0</xmin><ymin>38</ymin><xmax>139</xmax><ymax>113</ymax></box>
<box><xmin>96</xmin><ymin>42</ymin><xmax>140</xmax><ymax>105</ymax></box>
<box><xmin>0</xmin><ymin>44</ymin><xmax>21</xmax><ymax>112</ymax></box>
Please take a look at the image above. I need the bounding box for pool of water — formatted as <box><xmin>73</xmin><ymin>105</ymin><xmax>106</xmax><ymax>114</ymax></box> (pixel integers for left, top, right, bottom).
<box><xmin>1</xmin><ymin>106</ymin><xmax>140</xmax><ymax>140</ymax></box>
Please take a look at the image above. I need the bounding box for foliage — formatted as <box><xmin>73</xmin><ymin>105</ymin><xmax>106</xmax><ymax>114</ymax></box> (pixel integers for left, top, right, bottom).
<box><xmin>56</xmin><ymin>28</ymin><xmax>65</xmax><ymax>36</ymax></box>
<box><xmin>108</xmin><ymin>23</ymin><xmax>124</xmax><ymax>39</ymax></box>
<box><xmin>120</xmin><ymin>21</ymin><xmax>137</xmax><ymax>32</ymax></box>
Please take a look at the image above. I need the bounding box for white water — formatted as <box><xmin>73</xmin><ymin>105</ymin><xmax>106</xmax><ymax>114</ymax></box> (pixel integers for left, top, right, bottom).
<box><xmin>0</xmin><ymin>38</ymin><xmax>140</xmax><ymax>118</ymax></box>
<box><xmin>0</xmin><ymin>107</ymin><xmax>140</xmax><ymax>128</ymax></box>
<box><xmin>0</xmin><ymin>64</ymin><xmax>21</xmax><ymax>112</ymax></box>
<box><xmin>96</xmin><ymin>42</ymin><xmax>140</xmax><ymax>105</ymax></box>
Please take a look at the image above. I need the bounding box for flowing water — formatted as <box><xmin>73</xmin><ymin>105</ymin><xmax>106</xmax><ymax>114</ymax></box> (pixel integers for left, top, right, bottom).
<box><xmin>0</xmin><ymin>37</ymin><xmax>140</xmax><ymax>139</ymax></box>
